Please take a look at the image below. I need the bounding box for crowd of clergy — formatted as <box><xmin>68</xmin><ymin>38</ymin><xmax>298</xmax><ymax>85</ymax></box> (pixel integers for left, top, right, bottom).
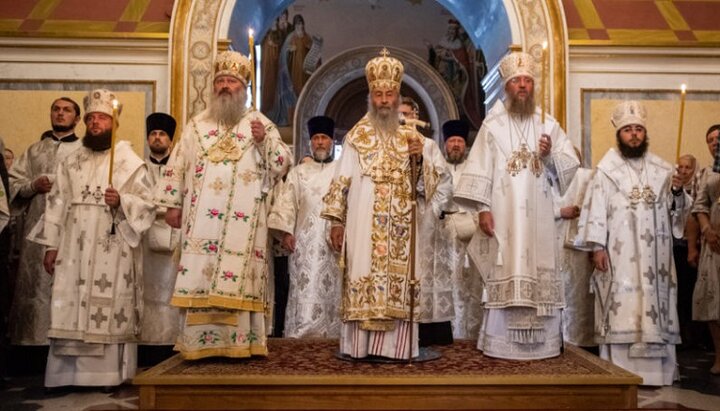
<box><xmin>0</xmin><ymin>47</ymin><xmax>719</xmax><ymax>391</ymax></box>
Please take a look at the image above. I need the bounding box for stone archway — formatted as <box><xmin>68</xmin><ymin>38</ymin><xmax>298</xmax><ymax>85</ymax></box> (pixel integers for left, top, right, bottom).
<box><xmin>290</xmin><ymin>46</ymin><xmax>458</xmax><ymax>162</ymax></box>
<box><xmin>168</xmin><ymin>0</ymin><xmax>567</xmax><ymax>134</ymax></box>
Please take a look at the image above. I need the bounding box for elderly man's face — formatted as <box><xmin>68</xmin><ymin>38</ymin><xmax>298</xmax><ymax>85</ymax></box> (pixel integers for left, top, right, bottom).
<box><xmin>445</xmin><ymin>136</ymin><xmax>466</xmax><ymax>162</ymax></box>
<box><xmin>371</xmin><ymin>88</ymin><xmax>399</xmax><ymax>117</ymax></box>
<box><xmin>310</xmin><ymin>133</ymin><xmax>333</xmax><ymax>160</ymax></box>
<box><xmin>506</xmin><ymin>75</ymin><xmax>534</xmax><ymax>102</ymax></box>
<box><xmin>85</xmin><ymin>112</ymin><xmax>113</xmax><ymax>136</ymax></box>
<box><xmin>707</xmin><ymin>129</ymin><xmax>719</xmax><ymax>157</ymax></box>
<box><xmin>213</xmin><ymin>75</ymin><xmax>245</xmax><ymax>97</ymax></box>
<box><xmin>148</xmin><ymin>130</ymin><xmax>172</xmax><ymax>155</ymax></box>
<box><xmin>51</xmin><ymin>99</ymin><xmax>80</xmax><ymax>131</ymax></box>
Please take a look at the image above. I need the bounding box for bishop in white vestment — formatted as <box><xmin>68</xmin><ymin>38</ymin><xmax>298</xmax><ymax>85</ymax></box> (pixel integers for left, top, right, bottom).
<box><xmin>268</xmin><ymin>116</ymin><xmax>341</xmax><ymax>338</ymax></box>
<box><xmin>35</xmin><ymin>89</ymin><xmax>154</xmax><ymax>387</ymax></box>
<box><xmin>321</xmin><ymin>49</ymin><xmax>451</xmax><ymax>359</ymax></box>
<box><xmin>577</xmin><ymin>101</ymin><xmax>688</xmax><ymax>386</ymax></box>
<box><xmin>156</xmin><ymin>51</ymin><xmax>291</xmax><ymax>360</ymax></box>
<box><xmin>455</xmin><ymin>52</ymin><xmax>579</xmax><ymax>360</ymax></box>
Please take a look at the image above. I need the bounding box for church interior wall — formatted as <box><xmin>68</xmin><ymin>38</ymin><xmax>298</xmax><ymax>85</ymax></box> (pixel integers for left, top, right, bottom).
<box><xmin>567</xmin><ymin>45</ymin><xmax>720</xmax><ymax>168</ymax></box>
<box><xmin>0</xmin><ymin>37</ymin><xmax>169</xmax><ymax>158</ymax></box>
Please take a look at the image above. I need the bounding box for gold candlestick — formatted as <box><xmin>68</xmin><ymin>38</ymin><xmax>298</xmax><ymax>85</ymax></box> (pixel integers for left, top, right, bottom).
<box><xmin>541</xmin><ymin>41</ymin><xmax>548</xmax><ymax>125</ymax></box>
<box><xmin>248</xmin><ymin>28</ymin><xmax>256</xmax><ymax>110</ymax></box>
<box><xmin>109</xmin><ymin>99</ymin><xmax>118</xmax><ymax>187</ymax></box>
<box><xmin>675</xmin><ymin>84</ymin><xmax>687</xmax><ymax>163</ymax></box>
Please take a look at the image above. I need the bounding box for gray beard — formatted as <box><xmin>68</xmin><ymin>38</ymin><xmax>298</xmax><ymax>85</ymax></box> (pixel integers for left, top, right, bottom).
<box><xmin>505</xmin><ymin>93</ymin><xmax>536</xmax><ymax>117</ymax></box>
<box><xmin>446</xmin><ymin>151</ymin><xmax>466</xmax><ymax>164</ymax></box>
<box><xmin>312</xmin><ymin>148</ymin><xmax>330</xmax><ymax>161</ymax></box>
<box><xmin>368</xmin><ymin>103</ymin><xmax>399</xmax><ymax>136</ymax></box>
<box><xmin>207</xmin><ymin>89</ymin><xmax>247</xmax><ymax>126</ymax></box>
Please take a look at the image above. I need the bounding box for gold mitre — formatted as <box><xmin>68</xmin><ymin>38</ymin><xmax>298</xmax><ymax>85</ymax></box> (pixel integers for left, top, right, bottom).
<box><xmin>498</xmin><ymin>51</ymin><xmax>536</xmax><ymax>84</ymax></box>
<box><xmin>611</xmin><ymin>100</ymin><xmax>647</xmax><ymax>131</ymax></box>
<box><xmin>214</xmin><ymin>51</ymin><xmax>251</xmax><ymax>85</ymax></box>
<box><xmin>365</xmin><ymin>48</ymin><xmax>404</xmax><ymax>91</ymax></box>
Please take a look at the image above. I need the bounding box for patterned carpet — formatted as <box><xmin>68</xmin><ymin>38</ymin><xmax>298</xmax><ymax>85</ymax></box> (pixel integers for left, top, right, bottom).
<box><xmin>162</xmin><ymin>338</ymin><xmax>620</xmax><ymax>378</ymax></box>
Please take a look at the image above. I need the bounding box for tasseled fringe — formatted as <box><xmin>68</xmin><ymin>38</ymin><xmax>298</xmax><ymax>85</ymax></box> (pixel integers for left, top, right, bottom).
<box><xmin>507</xmin><ymin>327</ymin><xmax>546</xmax><ymax>344</ymax></box>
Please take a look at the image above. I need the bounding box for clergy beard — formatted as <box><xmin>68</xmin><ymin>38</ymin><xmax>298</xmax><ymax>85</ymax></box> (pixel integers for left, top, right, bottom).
<box><xmin>207</xmin><ymin>88</ymin><xmax>247</xmax><ymax>126</ymax></box>
<box><xmin>83</xmin><ymin>130</ymin><xmax>112</xmax><ymax>151</ymax></box>
<box><xmin>616</xmin><ymin>134</ymin><xmax>649</xmax><ymax>159</ymax></box>
<box><xmin>368</xmin><ymin>99</ymin><xmax>400</xmax><ymax>136</ymax></box>
<box><xmin>312</xmin><ymin>148</ymin><xmax>331</xmax><ymax>162</ymax></box>
<box><xmin>52</xmin><ymin>123</ymin><xmax>75</xmax><ymax>133</ymax></box>
<box><xmin>446</xmin><ymin>150</ymin><xmax>466</xmax><ymax>164</ymax></box>
<box><xmin>505</xmin><ymin>93</ymin><xmax>536</xmax><ymax>116</ymax></box>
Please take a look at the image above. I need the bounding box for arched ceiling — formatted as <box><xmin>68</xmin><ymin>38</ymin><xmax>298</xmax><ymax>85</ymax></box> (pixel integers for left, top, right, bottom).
<box><xmin>227</xmin><ymin>0</ymin><xmax>511</xmax><ymax>69</ymax></box>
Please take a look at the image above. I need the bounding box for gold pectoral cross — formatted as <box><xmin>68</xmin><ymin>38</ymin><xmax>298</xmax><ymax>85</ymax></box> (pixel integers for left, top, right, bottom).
<box><xmin>506</xmin><ymin>143</ymin><xmax>543</xmax><ymax>177</ymax></box>
<box><xmin>208</xmin><ymin>132</ymin><xmax>242</xmax><ymax>163</ymax></box>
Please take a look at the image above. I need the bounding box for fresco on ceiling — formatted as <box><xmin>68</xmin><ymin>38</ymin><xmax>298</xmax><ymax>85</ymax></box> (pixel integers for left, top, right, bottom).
<box><xmin>232</xmin><ymin>0</ymin><xmax>488</xmax><ymax>129</ymax></box>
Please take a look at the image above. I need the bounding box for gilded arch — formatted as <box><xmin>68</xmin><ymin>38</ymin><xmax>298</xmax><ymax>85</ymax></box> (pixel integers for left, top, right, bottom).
<box><xmin>168</xmin><ymin>0</ymin><xmax>567</xmax><ymax>134</ymax></box>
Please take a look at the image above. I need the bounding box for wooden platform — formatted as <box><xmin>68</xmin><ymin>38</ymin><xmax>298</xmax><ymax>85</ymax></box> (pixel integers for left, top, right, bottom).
<box><xmin>133</xmin><ymin>339</ymin><xmax>641</xmax><ymax>410</ymax></box>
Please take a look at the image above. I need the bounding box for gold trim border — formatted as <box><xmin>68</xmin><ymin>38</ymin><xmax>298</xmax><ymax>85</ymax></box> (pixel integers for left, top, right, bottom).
<box><xmin>169</xmin><ymin>0</ymin><xmax>192</xmax><ymax>135</ymax></box>
<box><xmin>548</xmin><ymin>0</ymin><xmax>567</xmax><ymax>130</ymax></box>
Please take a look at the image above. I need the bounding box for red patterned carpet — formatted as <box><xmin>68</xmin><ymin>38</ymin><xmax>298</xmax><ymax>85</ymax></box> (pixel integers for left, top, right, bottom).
<box><xmin>163</xmin><ymin>338</ymin><xmax>616</xmax><ymax>377</ymax></box>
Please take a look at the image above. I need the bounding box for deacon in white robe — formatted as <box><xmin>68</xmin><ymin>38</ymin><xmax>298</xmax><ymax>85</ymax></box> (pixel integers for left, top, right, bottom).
<box><xmin>268</xmin><ymin>116</ymin><xmax>342</xmax><ymax>338</ymax></box>
<box><xmin>553</xmin><ymin>165</ymin><xmax>595</xmax><ymax>347</ymax></box>
<box><xmin>322</xmin><ymin>49</ymin><xmax>452</xmax><ymax>359</ymax></box>
<box><xmin>34</xmin><ymin>89</ymin><xmax>154</xmax><ymax>387</ymax></box>
<box><xmin>577</xmin><ymin>101</ymin><xmax>688</xmax><ymax>386</ymax></box>
<box><xmin>156</xmin><ymin>51</ymin><xmax>291</xmax><ymax>360</ymax></box>
<box><xmin>455</xmin><ymin>52</ymin><xmax>579</xmax><ymax>360</ymax></box>
<box><xmin>441</xmin><ymin>120</ymin><xmax>484</xmax><ymax>339</ymax></box>
<box><xmin>140</xmin><ymin>113</ymin><xmax>181</xmax><ymax>347</ymax></box>
<box><xmin>8</xmin><ymin>97</ymin><xmax>82</xmax><ymax>346</ymax></box>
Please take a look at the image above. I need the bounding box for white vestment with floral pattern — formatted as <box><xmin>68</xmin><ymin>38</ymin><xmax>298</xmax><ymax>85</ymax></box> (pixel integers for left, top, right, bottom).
<box><xmin>155</xmin><ymin>110</ymin><xmax>290</xmax><ymax>359</ymax></box>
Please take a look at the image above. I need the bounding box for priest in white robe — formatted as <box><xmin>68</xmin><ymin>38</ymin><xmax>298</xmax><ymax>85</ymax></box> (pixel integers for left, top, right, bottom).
<box><xmin>552</xmin><ymin>154</ymin><xmax>595</xmax><ymax>348</ymax></box>
<box><xmin>268</xmin><ymin>115</ymin><xmax>341</xmax><ymax>338</ymax></box>
<box><xmin>441</xmin><ymin>120</ymin><xmax>484</xmax><ymax>339</ymax></box>
<box><xmin>455</xmin><ymin>51</ymin><xmax>579</xmax><ymax>360</ymax></box>
<box><xmin>321</xmin><ymin>48</ymin><xmax>452</xmax><ymax>359</ymax></box>
<box><xmin>140</xmin><ymin>113</ymin><xmax>181</xmax><ymax>358</ymax></box>
<box><xmin>35</xmin><ymin>89</ymin><xmax>154</xmax><ymax>387</ymax></box>
<box><xmin>577</xmin><ymin>100</ymin><xmax>688</xmax><ymax>386</ymax></box>
<box><xmin>156</xmin><ymin>51</ymin><xmax>291</xmax><ymax>360</ymax></box>
<box><xmin>8</xmin><ymin>97</ymin><xmax>82</xmax><ymax>346</ymax></box>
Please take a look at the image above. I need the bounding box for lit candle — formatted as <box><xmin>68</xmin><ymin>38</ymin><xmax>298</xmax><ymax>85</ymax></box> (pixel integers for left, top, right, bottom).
<box><xmin>675</xmin><ymin>84</ymin><xmax>687</xmax><ymax>163</ymax></box>
<box><xmin>109</xmin><ymin>99</ymin><xmax>118</xmax><ymax>186</ymax></box>
<box><xmin>248</xmin><ymin>28</ymin><xmax>256</xmax><ymax>110</ymax></box>
<box><xmin>541</xmin><ymin>41</ymin><xmax>548</xmax><ymax>125</ymax></box>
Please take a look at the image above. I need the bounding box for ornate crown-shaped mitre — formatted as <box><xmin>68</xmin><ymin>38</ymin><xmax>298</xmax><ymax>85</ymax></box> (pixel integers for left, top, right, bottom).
<box><xmin>83</xmin><ymin>88</ymin><xmax>122</xmax><ymax>118</ymax></box>
<box><xmin>498</xmin><ymin>51</ymin><xmax>536</xmax><ymax>84</ymax></box>
<box><xmin>611</xmin><ymin>100</ymin><xmax>647</xmax><ymax>131</ymax></box>
<box><xmin>214</xmin><ymin>51</ymin><xmax>251</xmax><ymax>85</ymax></box>
<box><xmin>365</xmin><ymin>48</ymin><xmax>404</xmax><ymax>91</ymax></box>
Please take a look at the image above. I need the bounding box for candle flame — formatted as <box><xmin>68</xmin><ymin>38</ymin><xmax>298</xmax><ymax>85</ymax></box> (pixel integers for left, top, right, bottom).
<box><xmin>248</xmin><ymin>28</ymin><xmax>254</xmax><ymax>38</ymax></box>
<box><xmin>681</xmin><ymin>84</ymin><xmax>687</xmax><ymax>94</ymax></box>
<box><xmin>112</xmin><ymin>99</ymin><xmax>118</xmax><ymax>109</ymax></box>
<box><xmin>542</xmin><ymin>41</ymin><xmax>548</xmax><ymax>50</ymax></box>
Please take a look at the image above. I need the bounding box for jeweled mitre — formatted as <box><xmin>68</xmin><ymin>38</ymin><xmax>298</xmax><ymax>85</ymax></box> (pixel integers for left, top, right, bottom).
<box><xmin>214</xmin><ymin>51</ymin><xmax>252</xmax><ymax>85</ymax></box>
<box><xmin>365</xmin><ymin>48</ymin><xmax>404</xmax><ymax>91</ymax></box>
